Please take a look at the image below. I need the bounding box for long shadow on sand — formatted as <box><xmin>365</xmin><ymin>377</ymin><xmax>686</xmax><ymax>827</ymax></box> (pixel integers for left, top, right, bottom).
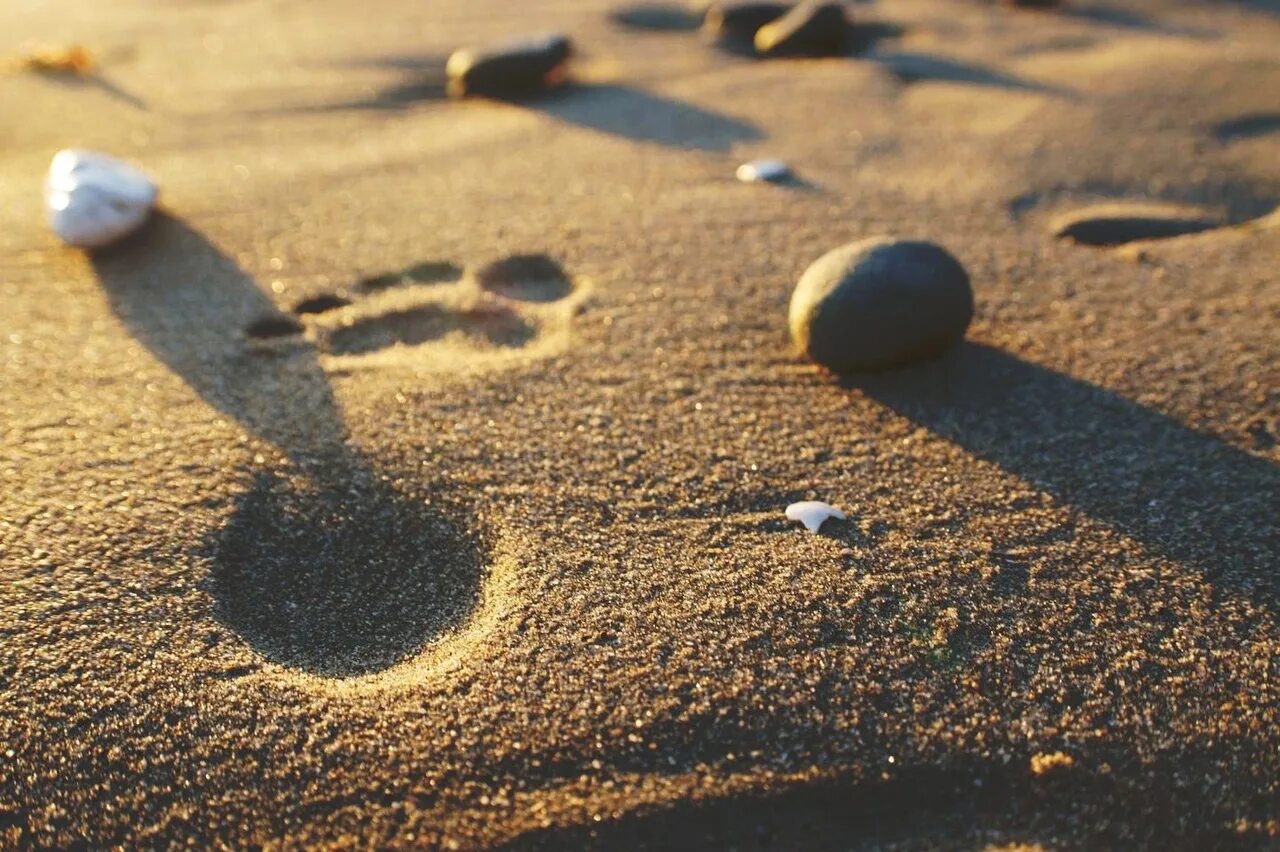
<box><xmin>91</xmin><ymin>214</ymin><xmax>483</xmax><ymax>676</ymax></box>
<box><xmin>844</xmin><ymin>343</ymin><xmax>1279</xmax><ymax>602</ymax></box>
<box><xmin>36</xmin><ymin>70</ymin><xmax>149</xmax><ymax>111</ymax></box>
<box><xmin>1059</xmin><ymin>4</ymin><xmax>1218</xmax><ymax>38</ymax></box>
<box><xmin>869</xmin><ymin>50</ymin><xmax>1075</xmax><ymax>97</ymax></box>
<box><xmin>302</xmin><ymin>53</ymin><xmax>452</xmax><ymax>112</ymax></box>
<box><xmin>501</xmin><ymin>741</ymin><xmax>1274</xmax><ymax>850</ymax></box>
<box><xmin>525</xmin><ymin>83</ymin><xmax>764</xmax><ymax>151</ymax></box>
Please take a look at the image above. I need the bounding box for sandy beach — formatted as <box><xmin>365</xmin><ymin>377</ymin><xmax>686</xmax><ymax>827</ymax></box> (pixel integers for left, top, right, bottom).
<box><xmin>2</xmin><ymin>0</ymin><xmax>1278</xmax><ymax>847</ymax></box>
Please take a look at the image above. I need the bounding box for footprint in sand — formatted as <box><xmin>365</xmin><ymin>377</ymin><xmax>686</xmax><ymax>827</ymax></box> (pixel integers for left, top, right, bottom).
<box><xmin>1049</xmin><ymin>203</ymin><xmax>1223</xmax><ymax>247</ymax></box>
<box><xmin>244</xmin><ymin>253</ymin><xmax>582</xmax><ymax>370</ymax></box>
<box><xmin>92</xmin><ymin>215</ymin><xmax>583</xmax><ymax>678</ymax></box>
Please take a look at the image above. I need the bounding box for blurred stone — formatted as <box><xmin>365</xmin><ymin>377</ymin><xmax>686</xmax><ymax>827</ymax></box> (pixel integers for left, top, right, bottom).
<box><xmin>755</xmin><ymin>2</ymin><xmax>848</xmax><ymax>56</ymax></box>
<box><xmin>789</xmin><ymin>237</ymin><xmax>973</xmax><ymax>372</ymax></box>
<box><xmin>702</xmin><ymin>2</ymin><xmax>792</xmax><ymax>40</ymax></box>
<box><xmin>446</xmin><ymin>33</ymin><xmax>573</xmax><ymax>99</ymax></box>
<box><xmin>44</xmin><ymin>149</ymin><xmax>158</xmax><ymax>249</ymax></box>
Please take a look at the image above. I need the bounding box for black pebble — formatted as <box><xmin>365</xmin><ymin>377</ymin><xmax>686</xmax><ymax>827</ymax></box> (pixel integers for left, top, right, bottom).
<box><xmin>446</xmin><ymin>33</ymin><xmax>573</xmax><ymax>99</ymax></box>
<box><xmin>789</xmin><ymin>237</ymin><xmax>973</xmax><ymax>372</ymax></box>
<box><xmin>755</xmin><ymin>2</ymin><xmax>848</xmax><ymax>56</ymax></box>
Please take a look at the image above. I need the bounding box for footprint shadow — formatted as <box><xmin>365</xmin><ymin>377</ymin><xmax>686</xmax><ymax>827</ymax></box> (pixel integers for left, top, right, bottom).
<box><xmin>843</xmin><ymin>343</ymin><xmax>1280</xmax><ymax>607</ymax></box>
<box><xmin>90</xmin><ymin>213</ymin><xmax>484</xmax><ymax>676</ymax></box>
<box><xmin>472</xmin><ymin>254</ymin><xmax>576</xmax><ymax>302</ymax></box>
<box><xmin>328</xmin><ymin>303</ymin><xmax>536</xmax><ymax>355</ymax></box>
<box><xmin>211</xmin><ymin>468</ymin><xmax>482</xmax><ymax>676</ymax></box>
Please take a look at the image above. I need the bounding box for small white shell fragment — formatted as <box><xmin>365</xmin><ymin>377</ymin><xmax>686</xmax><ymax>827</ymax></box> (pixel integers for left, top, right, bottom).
<box><xmin>44</xmin><ymin>149</ymin><xmax>158</xmax><ymax>248</ymax></box>
<box><xmin>785</xmin><ymin>500</ymin><xmax>846</xmax><ymax>533</ymax></box>
<box><xmin>736</xmin><ymin>159</ymin><xmax>791</xmax><ymax>183</ymax></box>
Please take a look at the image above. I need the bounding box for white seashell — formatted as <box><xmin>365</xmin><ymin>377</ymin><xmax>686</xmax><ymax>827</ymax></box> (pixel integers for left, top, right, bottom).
<box><xmin>785</xmin><ymin>500</ymin><xmax>846</xmax><ymax>533</ymax></box>
<box><xmin>736</xmin><ymin>159</ymin><xmax>791</xmax><ymax>183</ymax></box>
<box><xmin>44</xmin><ymin>149</ymin><xmax>158</xmax><ymax>248</ymax></box>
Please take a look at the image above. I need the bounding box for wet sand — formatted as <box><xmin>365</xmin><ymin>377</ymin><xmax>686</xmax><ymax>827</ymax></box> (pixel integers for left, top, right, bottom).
<box><xmin>1</xmin><ymin>0</ymin><xmax>1278</xmax><ymax>847</ymax></box>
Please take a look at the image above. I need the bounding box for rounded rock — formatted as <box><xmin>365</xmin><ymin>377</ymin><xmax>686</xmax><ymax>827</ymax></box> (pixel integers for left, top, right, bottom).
<box><xmin>789</xmin><ymin>237</ymin><xmax>973</xmax><ymax>372</ymax></box>
<box><xmin>754</xmin><ymin>2</ymin><xmax>848</xmax><ymax>57</ymax></box>
<box><xmin>44</xmin><ymin>149</ymin><xmax>158</xmax><ymax>249</ymax></box>
<box><xmin>446</xmin><ymin>33</ymin><xmax>573</xmax><ymax>99</ymax></box>
<box><xmin>702</xmin><ymin>2</ymin><xmax>792</xmax><ymax>40</ymax></box>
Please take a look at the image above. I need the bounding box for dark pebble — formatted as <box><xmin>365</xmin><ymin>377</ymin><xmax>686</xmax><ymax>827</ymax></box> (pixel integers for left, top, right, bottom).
<box><xmin>703</xmin><ymin>2</ymin><xmax>792</xmax><ymax>40</ymax></box>
<box><xmin>446</xmin><ymin>33</ymin><xmax>573</xmax><ymax>99</ymax></box>
<box><xmin>755</xmin><ymin>2</ymin><xmax>848</xmax><ymax>56</ymax></box>
<box><xmin>1051</xmin><ymin>205</ymin><xmax>1220</xmax><ymax>246</ymax></box>
<box><xmin>789</xmin><ymin>237</ymin><xmax>973</xmax><ymax>372</ymax></box>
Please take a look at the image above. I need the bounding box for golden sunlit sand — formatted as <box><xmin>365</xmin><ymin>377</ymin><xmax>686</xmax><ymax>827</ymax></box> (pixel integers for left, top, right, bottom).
<box><xmin>1</xmin><ymin>0</ymin><xmax>1278</xmax><ymax>847</ymax></box>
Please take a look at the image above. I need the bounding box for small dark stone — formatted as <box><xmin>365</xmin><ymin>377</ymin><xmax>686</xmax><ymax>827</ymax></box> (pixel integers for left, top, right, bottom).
<box><xmin>789</xmin><ymin>237</ymin><xmax>973</xmax><ymax>372</ymax></box>
<box><xmin>1051</xmin><ymin>205</ymin><xmax>1220</xmax><ymax>246</ymax></box>
<box><xmin>702</xmin><ymin>2</ymin><xmax>792</xmax><ymax>40</ymax></box>
<box><xmin>755</xmin><ymin>2</ymin><xmax>848</xmax><ymax>56</ymax></box>
<box><xmin>446</xmin><ymin>33</ymin><xmax>573</xmax><ymax>100</ymax></box>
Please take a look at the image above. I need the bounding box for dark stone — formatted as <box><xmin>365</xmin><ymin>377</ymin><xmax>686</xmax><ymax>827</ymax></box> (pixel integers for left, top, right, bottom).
<box><xmin>446</xmin><ymin>33</ymin><xmax>573</xmax><ymax>99</ymax></box>
<box><xmin>703</xmin><ymin>2</ymin><xmax>792</xmax><ymax>40</ymax></box>
<box><xmin>789</xmin><ymin>237</ymin><xmax>973</xmax><ymax>372</ymax></box>
<box><xmin>1051</xmin><ymin>205</ymin><xmax>1220</xmax><ymax>246</ymax></box>
<box><xmin>755</xmin><ymin>2</ymin><xmax>848</xmax><ymax>56</ymax></box>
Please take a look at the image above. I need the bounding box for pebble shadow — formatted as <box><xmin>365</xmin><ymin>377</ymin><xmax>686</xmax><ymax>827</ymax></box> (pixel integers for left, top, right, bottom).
<box><xmin>1059</xmin><ymin>5</ymin><xmax>1217</xmax><ymax>38</ymax></box>
<box><xmin>524</xmin><ymin>82</ymin><xmax>764</xmax><ymax>151</ymax></box>
<box><xmin>869</xmin><ymin>50</ymin><xmax>1075</xmax><ymax>97</ymax></box>
<box><xmin>844</xmin><ymin>343</ymin><xmax>1280</xmax><ymax>607</ymax></box>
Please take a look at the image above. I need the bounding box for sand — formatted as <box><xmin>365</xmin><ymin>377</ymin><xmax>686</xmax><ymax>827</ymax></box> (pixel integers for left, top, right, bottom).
<box><xmin>1</xmin><ymin>0</ymin><xmax>1278</xmax><ymax>847</ymax></box>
